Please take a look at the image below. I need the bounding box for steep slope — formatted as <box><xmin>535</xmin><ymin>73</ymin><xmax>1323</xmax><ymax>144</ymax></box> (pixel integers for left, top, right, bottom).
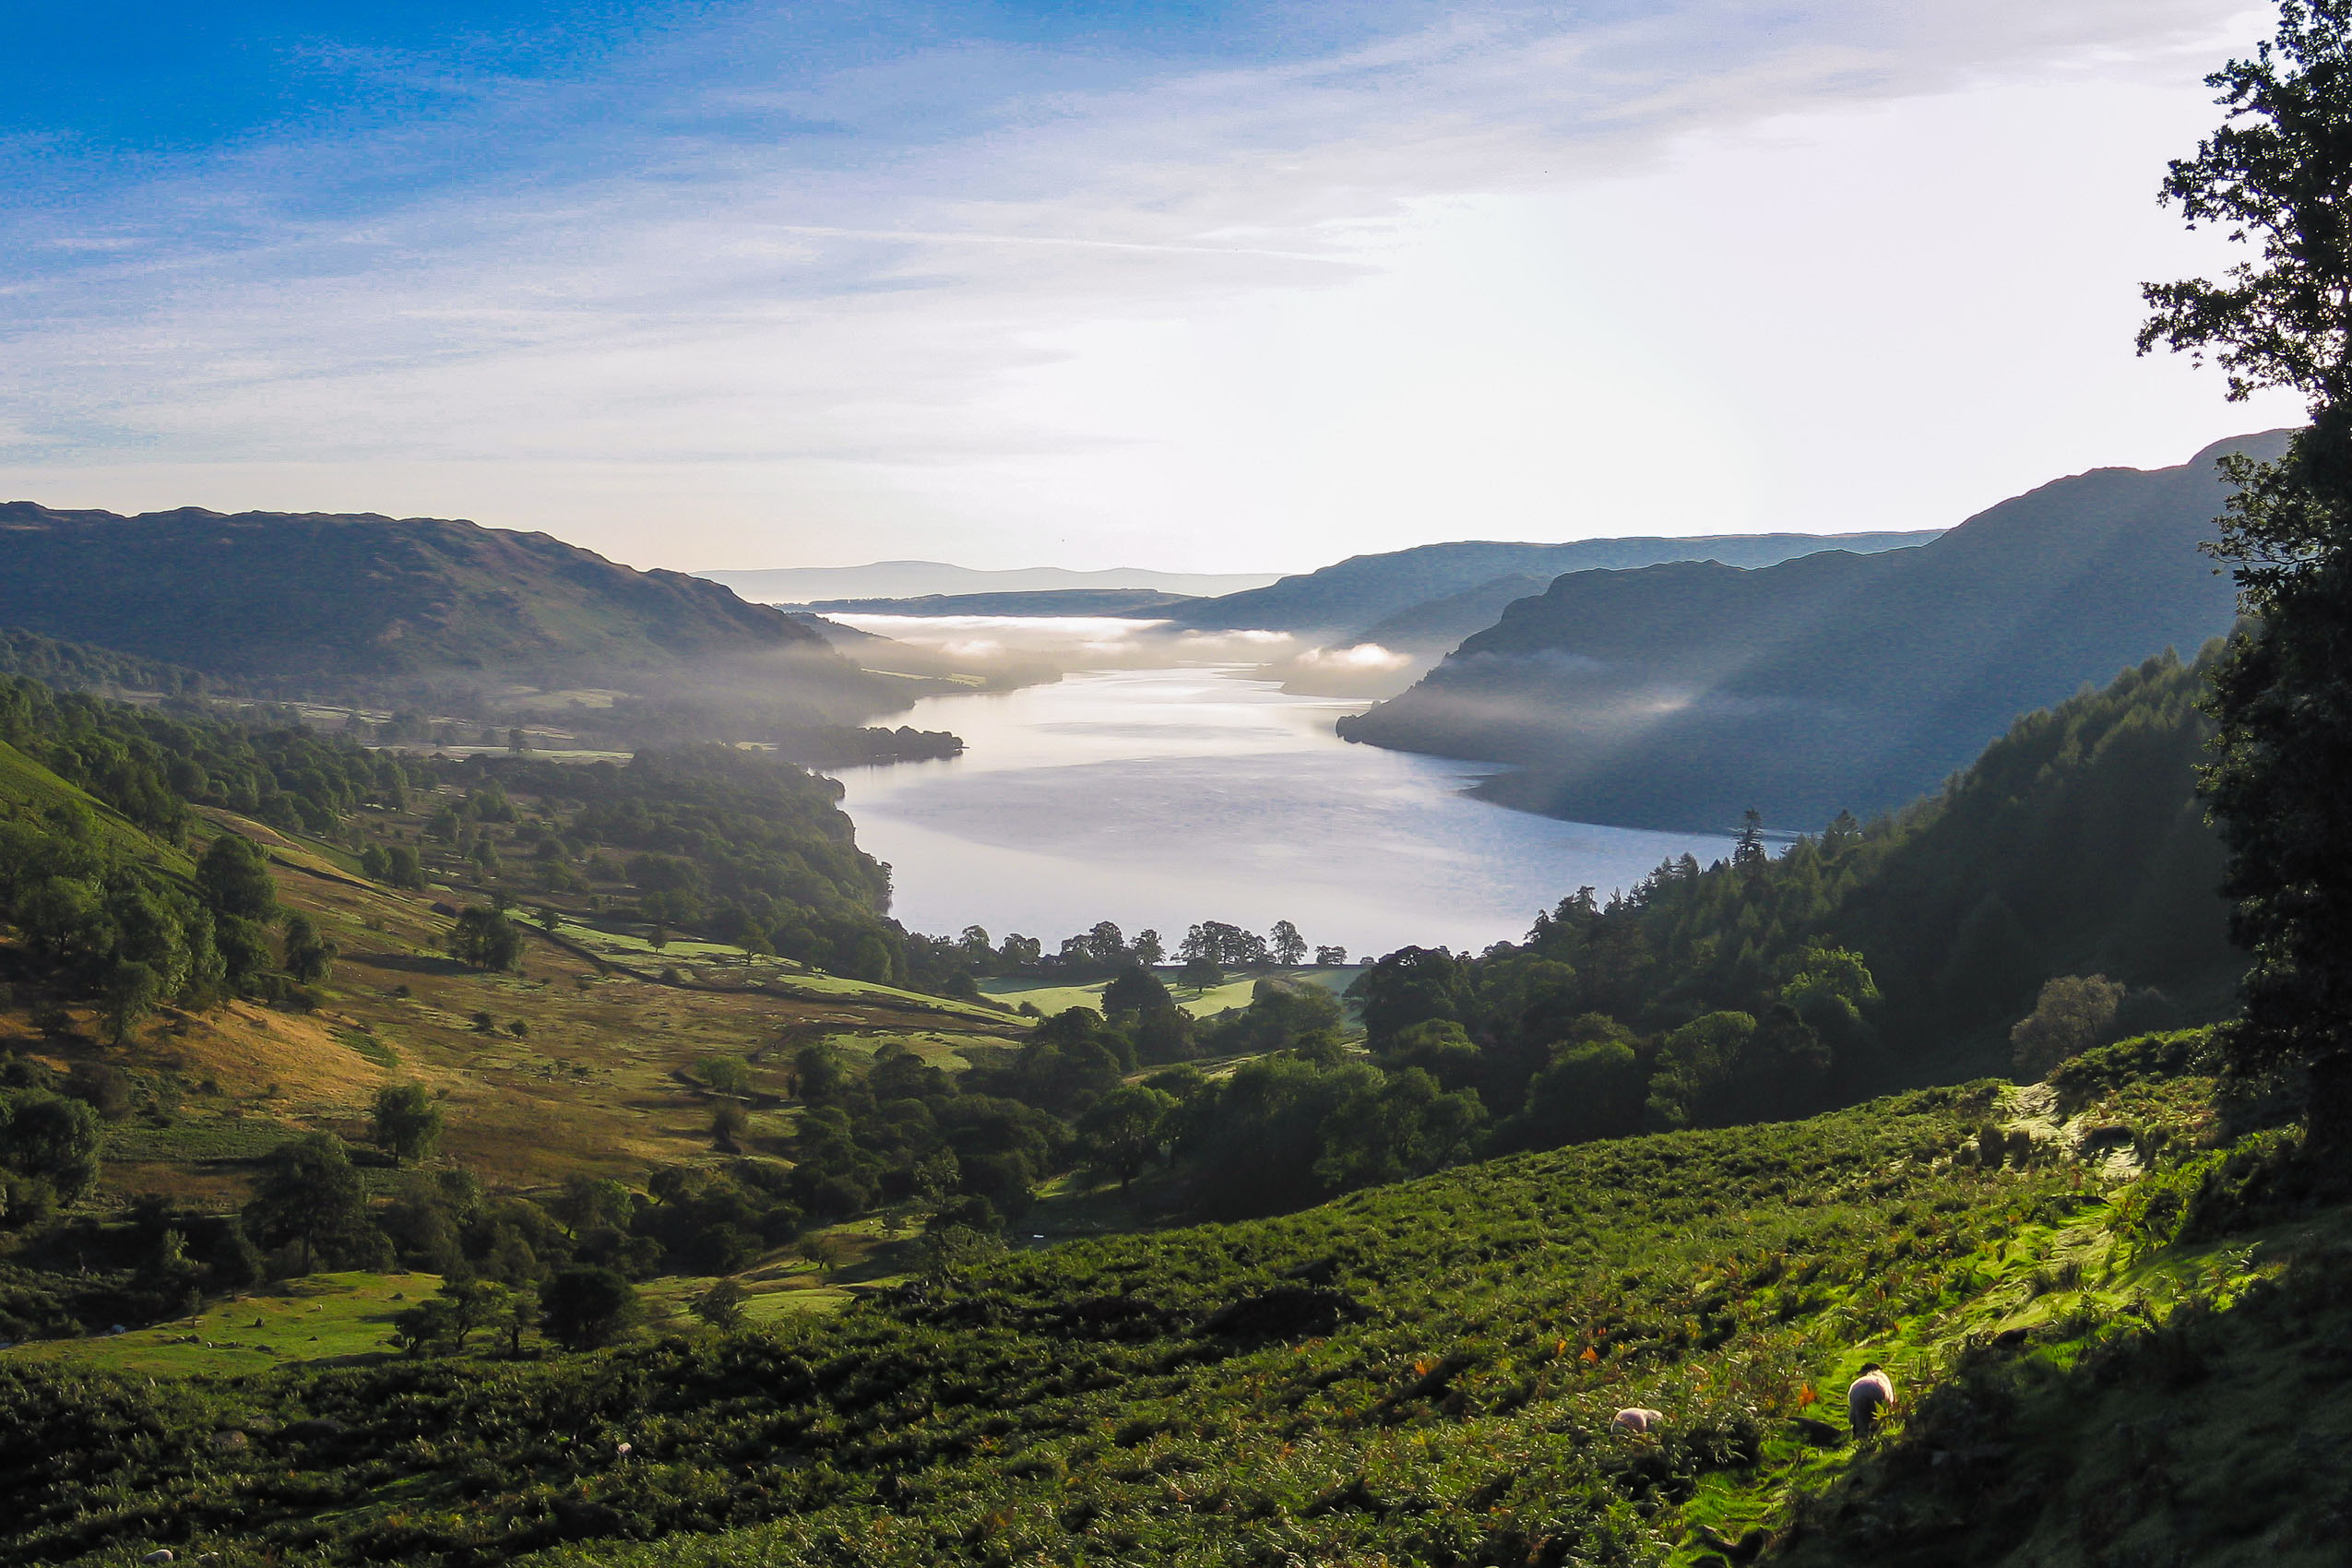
<box><xmin>1424</xmin><ymin>644</ymin><xmax>2239</xmax><ymax>1136</ymax></box>
<box><xmin>1172</xmin><ymin>529</ymin><xmax>1942</xmax><ymax>638</ymax></box>
<box><xmin>1340</xmin><ymin>432</ymin><xmax>2288</xmax><ymax>830</ymax></box>
<box><xmin>0</xmin><ymin>504</ymin><xmax>854</xmax><ymax>692</ymax></box>
<box><xmin>1340</xmin><ymin>571</ymin><xmax>1551</xmax><ymax>653</ymax></box>
<box><xmin>3</xmin><ymin>1054</ymin><xmax>2335</xmax><ymax>1568</ymax></box>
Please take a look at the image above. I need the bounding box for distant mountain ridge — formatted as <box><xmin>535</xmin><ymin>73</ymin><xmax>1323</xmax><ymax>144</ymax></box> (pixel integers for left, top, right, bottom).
<box><xmin>1170</xmin><ymin>530</ymin><xmax>1946</xmax><ymax>638</ymax></box>
<box><xmin>1337</xmin><ymin>431</ymin><xmax>2292</xmax><ymax>832</ymax></box>
<box><xmin>800</xmin><ymin>588</ymin><xmax>1197</xmax><ymax>617</ymax></box>
<box><xmin>704</xmin><ymin>560</ymin><xmax>1275</xmax><ymax>602</ymax></box>
<box><xmin>0</xmin><ymin>503</ymin><xmax>837</xmax><ymax>687</ymax></box>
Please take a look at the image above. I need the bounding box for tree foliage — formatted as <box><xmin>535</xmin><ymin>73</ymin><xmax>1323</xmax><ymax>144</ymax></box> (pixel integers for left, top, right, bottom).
<box><xmin>2140</xmin><ymin>0</ymin><xmax>2352</xmax><ymax>1144</ymax></box>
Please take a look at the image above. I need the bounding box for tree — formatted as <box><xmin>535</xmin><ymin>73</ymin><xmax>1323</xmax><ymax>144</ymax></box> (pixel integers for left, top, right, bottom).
<box><xmin>446</xmin><ymin>906</ymin><xmax>524</xmax><ymax>971</ymax></box>
<box><xmin>101</xmin><ymin>959</ymin><xmax>162</xmax><ymax>1045</ymax></box>
<box><xmin>693</xmin><ymin>1277</ymin><xmax>747</xmax><ymax>1330</ymax></box>
<box><xmin>499</xmin><ymin>1281</ymin><xmax>539</xmax><ymax>1355</ymax></box>
<box><xmin>540</xmin><ymin>1265</ymin><xmax>643</xmax><ymax>1350</ymax></box>
<box><xmin>1077</xmin><ymin>1085</ymin><xmax>1175</xmax><ymax>1189</ymax></box>
<box><xmin>1083</xmin><ymin>921</ymin><xmax>1126</xmax><ymax>969</ymax></box>
<box><xmin>0</xmin><ymin>1089</ymin><xmax>102</xmax><ymax>1201</ymax></box>
<box><xmin>1734</xmin><ymin>807</ymin><xmax>1767</xmax><ymax>871</ymax></box>
<box><xmin>1132</xmin><ymin>928</ymin><xmax>1166</xmax><ymax>968</ymax></box>
<box><xmin>1377</xmin><ymin>1018</ymin><xmax>1483</xmax><ymax>1093</ymax></box>
<box><xmin>282</xmin><ymin>914</ymin><xmax>338</xmax><ymax>984</ymax></box>
<box><xmin>1314</xmin><ymin>944</ymin><xmax>1348</xmax><ymax>966</ymax></box>
<box><xmin>1178</xmin><ymin>952</ymin><xmax>1222</xmax><ymax>992</ymax></box>
<box><xmin>1644</xmin><ymin>1011</ymin><xmax>1759</xmax><ymax>1132</ymax></box>
<box><xmin>196</xmin><ymin>833</ymin><xmax>279</xmax><ymax>923</ymax></box>
<box><xmin>1504</xmin><ymin>1027</ymin><xmax>1647</xmax><ymax>1151</ymax></box>
<box><xmin>244</xmin><ymin>1133</ymin><xmax>376</xmax><ymax>1275</ymax></box>
<box><xmin>1101</xmin><ymin>964</ymin><xmax>1172</xmax><ymax>1020</ymax></box>
<box><xmin>1313</xmin><ymin>1066</ymin><xmax>1486</xmax><ymax>1192</ymax></box>
<box><xmin>2139</xmin><ymin>1</ymin><xmax>2352</xmax><ymax>1147</ymax></box>
<box><xmin>372</xmin><ymin>1083</ymin><xmax>445</xmax><ymax>1164</ymax></box>
<box><xmin>1355</xmin><ymin>946</ymin><xmax>1475</xmax><ymax>1049</ymax></box>
<box><xmin>386</xmin><ymin>845</ymin><xmax>424</xmax><ymax>890</ymax></box>
<box><xmin>1269</xmin><ymin>920</ymin><xmax>1307</xmax><ymax>968</ymax></box>
<box><xmin>2009</xmin><ymin>975</ymin><xmax>2127</xmax><ymax>1080</ymax></box>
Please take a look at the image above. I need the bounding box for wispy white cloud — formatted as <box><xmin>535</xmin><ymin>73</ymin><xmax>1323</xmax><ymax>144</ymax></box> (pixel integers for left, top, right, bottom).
<box><xmin>0</xmin><ymin>1</ymin><xmax>2301</xmax><ymax>569</ymax></box>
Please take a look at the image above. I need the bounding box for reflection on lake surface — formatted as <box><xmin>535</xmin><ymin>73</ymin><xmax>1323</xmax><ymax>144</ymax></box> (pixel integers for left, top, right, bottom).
<box><xmin>829</xmin><ymin>657</ymin><xmax>1736</xmax><ymax>958</ymax></box>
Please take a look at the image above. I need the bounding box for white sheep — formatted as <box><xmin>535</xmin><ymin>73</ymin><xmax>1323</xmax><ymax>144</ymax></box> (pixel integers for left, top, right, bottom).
<box><xmin>1610</xmin><ymin>1407</ymin><xmax>1666</xmax><ymax>1435</ymax></box>
<box><xmin>1847</xmin><ymin>1364</ymin><xmax>1897</xmax><ymax>1442</ymax></box>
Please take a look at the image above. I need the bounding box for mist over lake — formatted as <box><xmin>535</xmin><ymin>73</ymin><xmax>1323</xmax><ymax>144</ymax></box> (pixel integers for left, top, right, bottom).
<box><xmin>825</xmin><ymin>617</ymin><xmax>1736</xmax><ymax>956</ymax></box>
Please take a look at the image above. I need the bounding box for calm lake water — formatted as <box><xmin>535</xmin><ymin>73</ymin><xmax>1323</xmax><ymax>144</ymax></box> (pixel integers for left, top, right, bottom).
<box><xmin>826</xmin><ymin>621</ymin><xmax>1734</xmax><ymax>958</ymax></box>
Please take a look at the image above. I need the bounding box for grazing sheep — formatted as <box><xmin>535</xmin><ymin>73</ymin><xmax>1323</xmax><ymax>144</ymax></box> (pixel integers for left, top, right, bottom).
<box><xmin>1847</xmin><ymin>1364</ymin><xmax>1896</xmax><ymax>1442</ymax></box>
<box><xmin>1611</xmin><ymin>1407</ymin><xmax>1666</xmax><ymax>1435</ymax></box>
<box><xmin>142</xmin><ymin>1552</ymin><xmax>173</xmax><ymax>1565</ymax></box>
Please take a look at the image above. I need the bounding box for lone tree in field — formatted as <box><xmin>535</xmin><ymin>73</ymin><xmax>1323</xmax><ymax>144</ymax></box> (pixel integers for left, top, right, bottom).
<box><xmin>446</xmin><ymin>905</ymin><xmax>524</xmax><ymax>971</ymax></box>
<box><xmin>244</xmin><ymin>1133</ymin><xmax>374</xmax><ymax>1275</ymax></box>
<box><xmin>540</xmin><ymin>1265</ymin><xmax>643</xmax><ymax>1350</ymax></box>
<box><xmin>372</xmin><ymin>1083</ymin><xmax>445</xmax><ymax>1164</ymax></box>
<box><xmin>2142</xmin><ymin>0</ymin><xmax>2352</xmax><ymax>1150</ymax></box>
<box><xmin>282</xmin><ymin>913</ymin><xmax>338</xmax><ymax>984</ymax></box>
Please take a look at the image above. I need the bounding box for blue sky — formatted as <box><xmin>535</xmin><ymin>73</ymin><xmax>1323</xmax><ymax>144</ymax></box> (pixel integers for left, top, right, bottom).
<box><xmin>0</xmin><ymin>1</ymin><xmax>2310</xmax><ymax>570</ymax></box>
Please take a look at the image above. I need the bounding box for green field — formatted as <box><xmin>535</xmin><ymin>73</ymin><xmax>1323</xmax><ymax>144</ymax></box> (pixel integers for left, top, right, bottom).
<box><xmin>0</xmin><ymin>1271</ymin><xmax>435</xmax><ymax>1378</ymax></box>
<box><xmin>542</xmin><ymin>918</ymin><xmax>1015</xmax><ymax>1022</ymax></box>
<box><xmin>980</xmin><ymin>964</ymin><xmax>1361</xmax><ymax>1020</ymax></box>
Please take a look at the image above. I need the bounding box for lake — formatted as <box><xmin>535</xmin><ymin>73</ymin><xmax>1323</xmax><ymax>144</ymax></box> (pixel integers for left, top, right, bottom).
<box><xmin>826</xmin><ymin>617</ymin><xmax>1735</xmax><ymax>959</ymax></box>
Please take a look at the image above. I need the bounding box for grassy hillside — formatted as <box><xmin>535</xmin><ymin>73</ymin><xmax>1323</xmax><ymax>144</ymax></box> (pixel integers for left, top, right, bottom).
<box><xmin>0</xmin><ymin>505</ymin><xmax>892</xmax><ymax>718</ymax></box>
<box><xmin>1340</xmin><ymin>432</ymin><xmax>2288</xmax><ymax>831</ymax></box>
<box><xmin>0</xmin><ymin>1038</ymin><xmax>2334</xmax><ymax>1568</ymax></box>
<box><xmin>0</xmin><ymin>737</ymin><xmax>193</xmax><ymax>875</ymax></box>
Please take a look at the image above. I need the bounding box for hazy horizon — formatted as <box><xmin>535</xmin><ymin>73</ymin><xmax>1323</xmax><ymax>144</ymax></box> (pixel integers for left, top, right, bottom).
<box><xmin>2</xmin><ymin>2</ymin><xmax>2313</xmax><ymax>576</ymax></box>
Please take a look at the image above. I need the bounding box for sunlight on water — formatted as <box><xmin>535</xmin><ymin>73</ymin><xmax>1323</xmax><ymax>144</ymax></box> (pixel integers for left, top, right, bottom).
<box><xmin>828</xmin><ymin>654</ymin><xmax>1735</xmax><ymax>957</ymax></box>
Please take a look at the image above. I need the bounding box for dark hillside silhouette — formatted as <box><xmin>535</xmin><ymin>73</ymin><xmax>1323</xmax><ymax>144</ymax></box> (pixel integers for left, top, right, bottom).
<box><xmin>1340</xmin><ymin>431</ymin><xmax>2290</xmax><ymax>829</ymax></box>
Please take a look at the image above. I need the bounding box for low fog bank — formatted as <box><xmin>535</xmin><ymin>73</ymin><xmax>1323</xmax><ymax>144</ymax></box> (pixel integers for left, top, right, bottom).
<box><xmin>822</xmin><ymin>612</ymin><xmax>1436</xmax><ymax>701</ymax></box>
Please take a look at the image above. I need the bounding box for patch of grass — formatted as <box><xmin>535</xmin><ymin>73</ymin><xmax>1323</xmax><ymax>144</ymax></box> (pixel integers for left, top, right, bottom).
<box><xmin>337</xmin><ymin>1028</ymin><xmax>399</xmax><ymax>1069</ymax></box>
<box><xmin>0</xmin><ymin>1271</ymin><xmax>436</xmax><ymax>1377</ymax></box>
<box><xmin>0</xmin><ymin>739</ymin><xmax>192</xmax><ymax>874</ymax></box>
<box><xmin>100</xmin><ymin>1117</ymin><xmax>291</xmax><ymax>1164</ymax></box>
<box><xmin>980</xmin><ymin>966</ymin><xmax>1359</xmax><ymax>1020</ymax></box>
